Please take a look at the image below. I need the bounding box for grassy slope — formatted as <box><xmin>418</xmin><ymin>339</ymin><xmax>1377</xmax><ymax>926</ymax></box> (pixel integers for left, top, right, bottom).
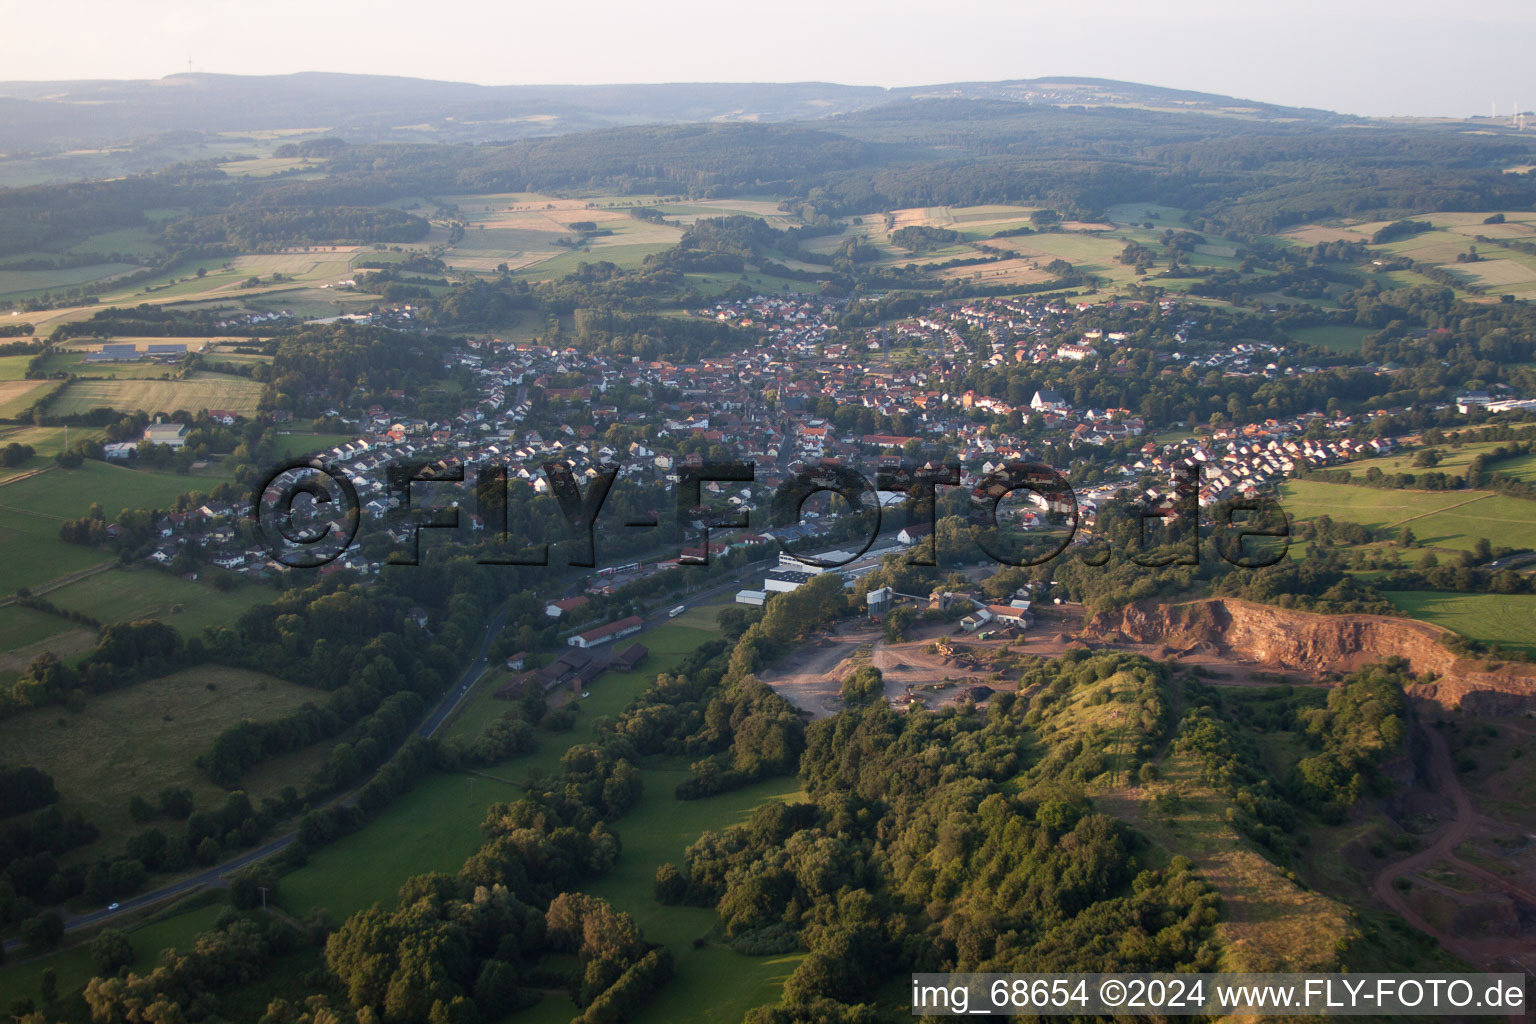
<box><xmin>0</xmin><ymin>665</ymin><xmax>318</xmax><ymax>855</ymax></box>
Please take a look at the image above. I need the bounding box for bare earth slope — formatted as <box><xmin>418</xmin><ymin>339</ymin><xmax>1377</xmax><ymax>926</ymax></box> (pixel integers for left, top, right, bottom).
<box><xmin>1085</xmin><ymin>598</ymin><xmax>1536</xmax><ymax>712</ymax></box>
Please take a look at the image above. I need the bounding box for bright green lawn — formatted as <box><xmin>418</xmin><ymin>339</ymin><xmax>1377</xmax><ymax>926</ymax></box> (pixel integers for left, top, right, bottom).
<box><xmin>1385</xmin><ymin>591</ymin><xmax>1536</xmax><ymax>656</ymax></box>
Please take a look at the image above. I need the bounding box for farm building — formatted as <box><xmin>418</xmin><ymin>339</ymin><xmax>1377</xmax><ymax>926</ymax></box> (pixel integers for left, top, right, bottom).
<box><xmin>84</xmin><ymin>343</ymin><xmax>142</xmax><ymax>363</ymax></box>
<box><xmin>610</xmin><ymin>643</ymin><xmax>648</xmax><ymax>672</ymax></box>
<box><xmin>569</xmin><ymin>615</ymin><xmax>644</xmax><ymax>649</ymax></box>
<box><xmin>143</xmin><ymin>423</ymin><xmax>188</xmax><ymax>448</ymax></box>
<box><xmin>545</xmin><ymin>596</ymin><xmax>589</xmax><ymax>618</ymax></box>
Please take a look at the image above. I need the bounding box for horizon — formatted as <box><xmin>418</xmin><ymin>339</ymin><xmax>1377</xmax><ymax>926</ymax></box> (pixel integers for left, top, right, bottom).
<box><xmin>9</xmin><ymin>0</ymin><xmax>1536</xmax><ymax>119</ymax></box>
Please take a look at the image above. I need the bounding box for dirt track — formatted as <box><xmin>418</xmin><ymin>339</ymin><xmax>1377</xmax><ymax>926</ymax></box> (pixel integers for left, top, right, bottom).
<box><xmin>1372</xmin><ymin>722</ymin><xmax>1536</xmax><ymax>976</ymax></box>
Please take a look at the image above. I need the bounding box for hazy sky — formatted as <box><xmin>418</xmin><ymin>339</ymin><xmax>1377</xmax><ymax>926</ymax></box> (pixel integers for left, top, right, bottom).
<box><xmin>9</xmin><ymin>0</ymin><xmax>1535</xmax><ymax>117</ymax></box>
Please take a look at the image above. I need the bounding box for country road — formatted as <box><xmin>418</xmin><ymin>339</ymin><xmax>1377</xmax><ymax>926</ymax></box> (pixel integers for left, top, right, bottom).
<box><xmin>1</xmin><ymin>602</ymin><xmax>512</xmax><ymax>955</ymax></box>
<box><xmin>2</xmin><ymin>539</ymin><xmax>891</xmax><ymax>956</ymax></box>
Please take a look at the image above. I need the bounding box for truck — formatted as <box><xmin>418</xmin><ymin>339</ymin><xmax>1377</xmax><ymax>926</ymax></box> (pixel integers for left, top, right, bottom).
<box><xmin>668</xmin><ymin>605</ymin><xmax>686</xmax><ymax>618</ymax></box>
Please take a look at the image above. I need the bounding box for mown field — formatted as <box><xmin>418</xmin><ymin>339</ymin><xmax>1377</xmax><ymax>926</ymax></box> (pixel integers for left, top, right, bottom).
<box><xmin>47</xmin><ymin>373</ymin><xmax>263</xmax><ymax>417</ymax></box>
<box><xmin>1279</xmin><ymin>479</ymin><xmax>1536</xmax><ymax>553</ymax></box>
<box><xmin>1276</xmin><ymin>211</ymin><xmax>1536</xmax><ymax>302</ymax></box>
<box><xmin>0</xmin><ymin>665</ymin><xmax>318</xmax><ymax>854</ymax></box>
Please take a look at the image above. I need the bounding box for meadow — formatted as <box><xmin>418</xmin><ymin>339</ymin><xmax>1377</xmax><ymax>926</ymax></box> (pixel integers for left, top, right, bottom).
<box><xmin>0</xmin><ymin>353</ymin><xmax>35</xmax><ymax>380</ymax></box>
<box><xmin>273</xmin><ymin>431</ymin><xmax>365</xmax><ymax>459</ymax></box>
<box><xmin>0</xmin><ymin>665</ymin><xmax>318</xmax><ymax>853</ymax></box>
<box><xmin>1288</xmin><ymin>324</ymin><xmax>1371</xmax><ymax>353</ymax></box>
<box><xmin>1383</xmin><ymin>592</ymin><xmax>1536</xmax><ymax>655</ymax></box>
<box><xmin>0</xmin><ymin>379</ymin><xmax>59</xmax><ymax>420</ymax></box>
<box><xmin>1276</xmin><ymin>211</ymin><xmax>1536</xmax><ymax>301</ymax></box>
<box><xmin>1279</xmin><ymin>479</ymin><xmax>1536</xmax><ymax>553</ymax></box>
<box><xmin>0</xmin><ymin>263</ymin><xmax>140</xmax><ymax>301</ymax></box>
<box><xmin>44</xmin><ymin>567</ymin><xmax>273</xmax><ymax>640</ymax></box>
<box><xmin>279</xmin><ymin>617</ymin><xmax>807</xmax><ymax>1022</ymax></box>
<box><xmin>439</xmin><ymin>194</ymin><xmax>686</xmax><ymax>276</ymax></box>
<box><xmin>0</xmin><ymin>460</ymin><xmax>234</xmax><ymax>595</ymax></box>
<box><xmin>1340</xmin><ymin>440</ymin><xmax>1509</xmax><ymax>480</ymax></box>
<box><xmin>0</xmin><ymin>425</ymin><xmax>101</xmax><ymax>481</ymax></box>
<box><xmin>0</xmin><ymin>604</ymin><xmax>79</xmax><ymax>654</ymax></box>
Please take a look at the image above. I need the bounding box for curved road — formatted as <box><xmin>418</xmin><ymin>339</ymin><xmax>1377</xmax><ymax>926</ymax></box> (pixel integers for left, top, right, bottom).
<box><xmin>1</xmin><ymin>603</ymin><xmax>511</xmax><ymax>954</ymax></box>
<box><xmin>7</xmin><ymin>540</ymin><xmax>896</xmax><ymax>953</ymax></box>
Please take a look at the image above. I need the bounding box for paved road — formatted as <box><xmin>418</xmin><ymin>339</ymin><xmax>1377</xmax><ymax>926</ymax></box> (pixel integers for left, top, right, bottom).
<box><xmin>2</xmin><ymin>601</ymin><xmax>513</xmax><ymax>954</ymax></box>
<box><xmin>6</xmin><ymin>538</ymin><xmax>901</xmax><ymax>952</ymax></box>
<box><xmin>417</xmin><ymin>603</ymin><xmax>511</xmax><ymax>737</ymax></box>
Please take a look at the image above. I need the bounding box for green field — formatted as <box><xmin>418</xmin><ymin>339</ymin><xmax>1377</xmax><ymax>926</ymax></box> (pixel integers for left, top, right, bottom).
<box><xmin>0</xmin><ymin>425</ymin><xmax>105</xmax><ymax>481</ymax></box>
<box><xmin>1486</xmin><ymin>451</ymin><xmax>1536</xmax><ymax>482</ymax></box>
<box><xmin>47</xmin><ymin>373</ymin><xmax>263</xmax><ymax>417</ymax></box>
<box><xmin>0</xmin><ymin>604</ymin><xmax>77</xmax><ymax>653</ymax></box>
<box><xmin>1280</xmin><ymin>480</ymin><xmax>1536</xmax><ymax>553</ymax></box>
<box><xmin>0</xmin><ymin>461</ymin><xmax>234</xmax><ymax>595</ymax></box>
<box><xmin>0</xmin><ymin>900</ymin><xmax>227</xmax><ymax>1011</ymax></box>
<box><xmin>0</xmin><ymin>665</ymin><xmax>319</xmax><ymax>852</ymax></box>
<box><xmin>0</xmin><ymin>460</ymin><xmax>231</xmax><ymax>519</ymax></box>
<box><xmin>1289</xmin><ymin>324</ymin><xmax>1371</xmax><ymax>353</ymax></box>
<box><xmin>44</xmin><ymin>567</ymin><xmax>273</xmax><ymax>640</ymax></box>
<box><xmin>279</xmin><ymin>623</ymin><xmax>720</xmax><ymax>921</ymax></box>
<box><xmin>1384</xmin><ymin>592</ymin><xmax>1536</xmax><ymax>655</ymax></box>
<box><xmin>0</xmin><ymin>353</ymin><xmax>34</xmax><ymax>380</ymax></box>
<box><xmin>284</xmin><ymin>616</ymin><xmax>804</xmax><ymax>1024</ymax></box>
<box><xmin>0</xmin><ymin>378</ymin><xmax>59</xmax><ymax>420</ymax></box>
<box><xmin>1343</xmin><ymin>440</ymin><xmax>1508</xmax><ymax>480</ymax></box>
<box><xmin>579</xmin><ymin>768</ymin><xmax>805</xmax><ymax>1024</ymax></box>
<box><xmin>273</xmin><ymin>431</ymin><xmax>364</xmax><ymax>458</ymax></box>
<box><xmin>34</xmin><ymin>349</ymin><xmax>193</xmax><ymax>380</ymax></box>
<box><xmin>0</xmin><ymin>509</ymin><xmax>113</xmax><ymax>596</ymax></box>
<box><xmin>0</xmin><ymin>262</ymin><xmax>140</xmax><ymax>300</ymax></box>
